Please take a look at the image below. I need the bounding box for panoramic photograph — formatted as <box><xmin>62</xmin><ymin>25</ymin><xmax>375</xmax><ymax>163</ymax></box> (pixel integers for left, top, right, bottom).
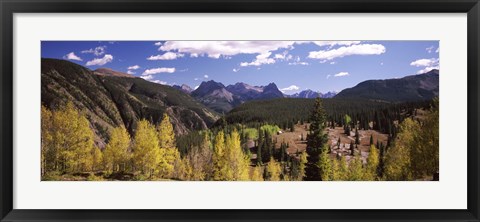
<box><xmin>40</xmin><ymin>41</ymin><xmax>439</xmax><ymax>181</ymax></box>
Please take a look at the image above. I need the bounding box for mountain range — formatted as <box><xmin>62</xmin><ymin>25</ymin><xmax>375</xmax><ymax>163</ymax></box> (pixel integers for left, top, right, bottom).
<box><xmin>41</xmin><ymin>58</ymin><xmax>439</xmax><ymax>146</ymax></box>
<box><xmin>176</xmin><ymin>81</ymin><xmax>336</xmax><ymax>113</ymax></box>
<box><xmin>190</xmin><ymin>81</ymin><xmax>285</xmax><ymax>113</ymax></box>
<box><xmin>287</xmin><ymin>89</ymin><xmax>337</xmax><ymax>99</ymax></box>
<box><xmin>334</xmin><ymin>69</ymin><xmax>439</xmax><ymax>102</ymax></box>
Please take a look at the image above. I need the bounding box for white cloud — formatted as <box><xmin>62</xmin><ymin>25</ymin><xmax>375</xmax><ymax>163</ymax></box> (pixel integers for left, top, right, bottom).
<box><xmin>240</xmin><ymin>52</ymin><xmax>276</xmax><ymax>67</ymax></box>
<box><xmin>287</xmin><ymin>56</ymin><xmax>309</xmax><ymax>66</ymax></box>
<box><xmin>141</xmin><ymin>74</ymin><xmax>167</xmax><ymax>85</ymax></box>
<box><xmin>141</xmin><ymin>75</ymin><xmax>154</xmax><ymax>80</ymax></box>
<box><xmin>280</xmin><ymin>85</ymin><xmax>300</xmax><ymax>93</ymax></box>
<box><xmin>410</xmin><ymin>58</ymin><xmax>439</xmax><ymax>74</ymax></box>
<box><xmin>334</xmin><ymin>72</ymin><xmax>350</xmax><ymax>77</ymax></box>
<box><xmin>147</xmin><ymin>52</ymin><xmax>184</xmax><ymax>60</ymax></box>
<box><xmin>288</xmin><ymin>61</ymin><xmax>309</xmax><ymax>66</ymax></box>
<box><xmin>152</xmin><ymin>80</ymin><xmax>168</xmax><ymax>85</ymax></box>
<box><xmin>63</xmin><ymin>52</ymin><xmax>82</xmax><ymax>61</ymax></box>
<box><xmin>85</xmin><ymin>54</ymin><xmax>113</xmax><ymax>66</ymax></box>
<box><xmin>311</xmin><ymin>41</ymin><xmax>361</xmax><ymax>48</ymax></box>
<box><xmin>410</xmin><ymin>58</ymin><xmax>439</xmax><ymax>67</ymax></box>
<box><xmin>233</xmin><ymin>68</ymin><xmax>240</xmax><ymax>72</ymax></box>
<box><xmin>435</xmin><ymin>47</ymin><xmax>440</xmax><ymax>53</ymax></box>
<box><xmin>127</xmin><ymin>65</ymin><xmax>140</xmax><ymax>70</ymax></box>
<box><xmin>204</xmin><ymin>74</ymin><xmax>209</xmax><ymax>79</ymax></box>
<box><xmin>142</xmin><ymin>67</ymin><xmax>176</xmax><ymax>75</ymax></box>
<box><xmin>416</xmin><ymin>66</ymin><xmax>440</xmax><ymax>74</ymax></box>
<box><xmin>330</xmin><ymin>61</ymin><xmax>337</xmax><ymax>65</ymax></box>
<box><xmin>274</xmin><ymin>53</ymin><xmax>285</xmax><ymax>59</ymax></box>
<box><xmin>380</xmin><ymin>62</ymin><xmax>384</xmax><ymax>66</ymax></box>
<box><xmin>308</xmin><ymin>44</ymin><xmax>386</xmax><ymax>61</ymax></box>
<box><xmin>159</xmin><ymin>41</ymin><xmax>297</xmax><ymax>59</ymax></box>
<box><xmin>194</xmin><ymin>78</ymin><xmax>199</xmax><ymax>81</ymax></box>
<box><xmin>426</xmin><ymin>46</ymin><xmax>435</xmax><ymax>53</ymax></box>
<box><xmin>81</xmin><ymin>46</ymin><xmax>106</xmax><ymax>56</ymax></box>
<box><xmin>127</xmin><ymin>70</ymin><xmax>135</xmax><ymax>75</ymax></box>
<box><xmin>326</xmin><ymin>74</ymin><xmax>332</xmax><ymax>79</ymax></box>
<box><xmin>154</xmin><ymin>42</ymin><xmax>163</xmax><ymax>46</ymax></box>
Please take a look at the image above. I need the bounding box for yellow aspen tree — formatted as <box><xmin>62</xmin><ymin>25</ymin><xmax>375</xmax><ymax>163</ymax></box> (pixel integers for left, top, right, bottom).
<box><xmin>41</xmin><ymin>105</ymin><xmax>54</xmax><ymax>176</ymax></box>
<box><xmin>266</xmin><ymin>157</ymin><xmax>281</xmax><ymax>181</ymax></box>
<box><xmin>158</xmin><ymin>113</ymin><xmax>176</xmax><ymax>149</ymax></box>
<box><xmin>187</xmin><ymin>133</ymin><xmax>213</xmax><ymax>181</ymax></box>
<box><xmin>383</xmin><ymin>118</ymin><xmax>418</xmax><ymax>181</ymax></box>
<box><xmin>317</xmin><ymin>144</ymin><xmax>332</xmax><ymax>181</ymax></box>
<box><xmin>338</xmin><ymin>155</ymin><xmax>349</xmax><ymax>180</ymax></box>
<box><xmin>250</xmin><ymin>166</ymin><xmax>264</xmax><ymax>181</ymax></box>
<box><xmin>52</xmin><ymin>102</ymin><xmax>94</xmax><ymax>173</ymax></box>
<box><xmin>157</xmin><ymin>113</ymin><xmax>180</xmax><ymax>179</ymax></box>
<box><xmin>91</xmin><ymin>147</ymin><xmax>103</xmax><ymax>172</ymax></box>
<box><xmin>133</xmin><ymin>119</ymin><xmax>161</xmax><ymax>177</ymax></box>
<box><xmin>348</xmin><ymin>155</ymin><xmax>365</xmax><ymax>181</ymax></box>
<box><xmin>298</xmin><ymin>151</ymin><xmax>308</xmax><ymax>180</ymax></box>
<box><xmin>225</xmin><ymin>130</ymin><xmax>250</xmax><ymax>180</ymax></box>
<box><xmin>212</xmin><ymin>131</ymin><xmax>229</xmax><ymax>180</ymax></box>
<box><xmin>104</xmin><ymin>126</ymin><xmax>131</xmax><ymax>172</ymax></box>
<box><xmin>365</xmin><ymin>145</ymin><xmax>379</xmax><ymax>181</ymax></box>
<box><xmin>331</xmin><ymin>157</ymin><xmax>341</xmax><ymax>181</ymax></box>
<box><xmin>411</xmin><ymin>99</ymin><xmax>439</xmax><ymax>179</ymax></box>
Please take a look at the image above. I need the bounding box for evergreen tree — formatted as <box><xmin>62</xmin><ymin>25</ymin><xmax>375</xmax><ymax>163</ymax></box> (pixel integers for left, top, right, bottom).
<box><xmin>305</xmin><ymin>98</ymin><xmax>328</xmax><ymax>181</ymax></box>
<box><xmin>350</xmin><ymin>141</ymin><xmax>355</xmax><ymax>155</ymax></box>
<box><xmin>355</xmin><ymin>128</ymin><xmax>360</xmax><ymax>144</ymax></box>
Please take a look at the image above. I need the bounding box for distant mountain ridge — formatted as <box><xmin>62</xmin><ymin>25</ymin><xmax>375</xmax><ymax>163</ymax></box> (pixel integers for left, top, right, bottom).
<box><xmin>334</xmin><ymin>69</ymin><xmax>439</xmax><ymax>102</ymax></box>
<box><xmin>288</xmin><ymin>89</ymin><xmax>337</xmax><ymax>99</ymax></box>
<box><xmin>191</xmin><ymin>81</ymin><xmax>284</xmax><ymax>113</ymax></box>
<box><xmin>173</xmin><ymin>84</ymin><xmax>194</xmax><ymax>94</ymax></box>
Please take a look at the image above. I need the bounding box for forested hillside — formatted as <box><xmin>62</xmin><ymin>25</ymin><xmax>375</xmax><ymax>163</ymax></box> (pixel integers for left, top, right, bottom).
<box><xmin>41</xmin><ymin>58</ymin><xmax>219</xmax><ymax>147</ymax></box>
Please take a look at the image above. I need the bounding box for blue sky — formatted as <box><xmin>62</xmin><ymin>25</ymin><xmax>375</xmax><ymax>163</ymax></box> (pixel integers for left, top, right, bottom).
<box><xmin>41</xmin><ymin>41</ymin><xmax>439</xmax><ymax>94</ymax></box>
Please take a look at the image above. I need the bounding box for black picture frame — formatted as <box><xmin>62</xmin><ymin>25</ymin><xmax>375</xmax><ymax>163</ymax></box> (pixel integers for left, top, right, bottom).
<box><xmin>1</xmin><ymin>0</ymin><xmax>479</xmax><ymax>221</ymax></box>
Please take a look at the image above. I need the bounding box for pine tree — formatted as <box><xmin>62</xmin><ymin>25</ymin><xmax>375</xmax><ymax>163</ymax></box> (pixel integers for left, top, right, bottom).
<box><xmin>355</xmin><ymin>128</ymin><xmax>360</xmax><ymax>144</ymax></box>
<box><xmin>305</xmin><ymin>98</ymin><xmax>328</xmax><ymax>181</ymax></box>
<box><xmin>350</xmin><ymin>141</ymin><xmax>355</xmax><ymax>155</ymax></box>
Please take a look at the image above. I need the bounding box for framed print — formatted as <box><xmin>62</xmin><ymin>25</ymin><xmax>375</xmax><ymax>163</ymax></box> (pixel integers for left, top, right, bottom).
<box><xmin>1</xmin><ymin>0</ymin><xmax>479</xmax><ymax>221</ymax></box>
